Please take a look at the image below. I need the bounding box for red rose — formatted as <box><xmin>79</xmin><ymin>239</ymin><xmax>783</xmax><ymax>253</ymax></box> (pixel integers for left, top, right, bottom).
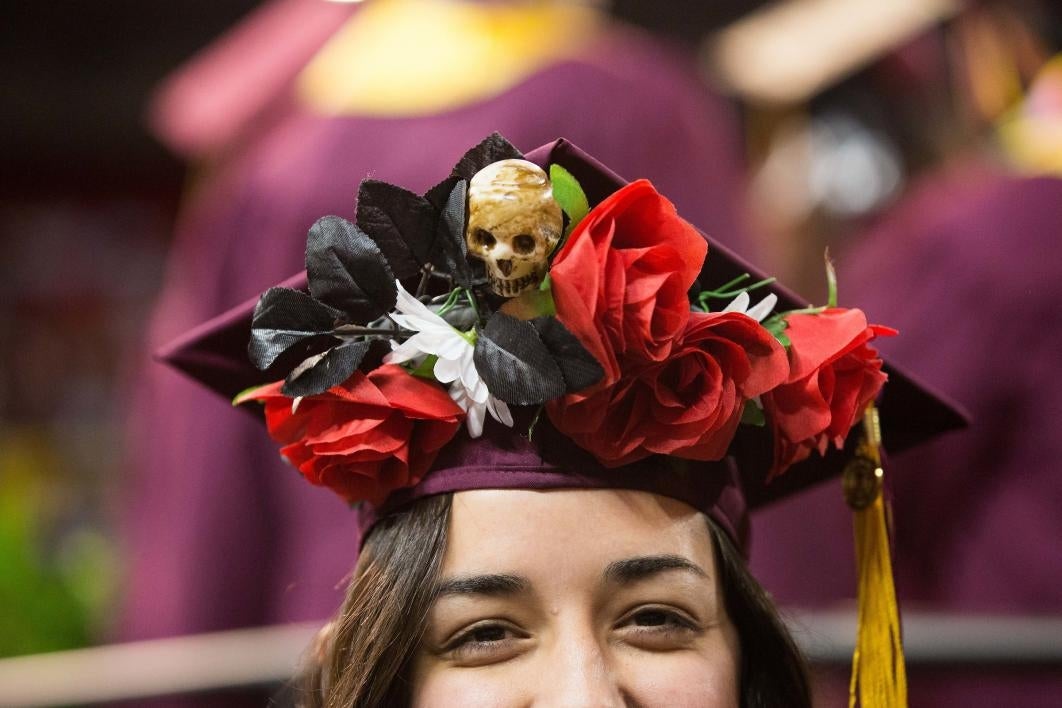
<box><xmin>761</xmin><ymin>308</ymin><xmax>894</xmax><ymax>478</ymax></box>
<box><xmin>550</xmin><ymin>179</ymin><xmax>708</xmax><ymax>377</ymax></box>
<box><xmin>548</xmin><ymin>311</ymin><xmax>788</xmax><ymax>466</ymax></box>
<box><xmin>236</xmin><ymin>364</ymin><xmax>463</xmax><ymax>506</ymax></box>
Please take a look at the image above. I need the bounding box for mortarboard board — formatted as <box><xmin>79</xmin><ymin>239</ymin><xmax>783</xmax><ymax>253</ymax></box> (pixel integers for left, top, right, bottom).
<box><xmin>158</xmin><ymin>134</ymin><xmax>967</xmax><ymax>707</ymax></box>
<box><xmin>159</xmin><ymin>136</ymin><xmax>965</xmax><ymax>509</ymax></box>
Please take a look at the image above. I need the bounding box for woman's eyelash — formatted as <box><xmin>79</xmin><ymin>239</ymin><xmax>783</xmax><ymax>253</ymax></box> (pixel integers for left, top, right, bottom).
<box><xmin>621</xmin><ymin>606</ymin><xmax>699</xmax><ymax>632</ymax></box>
<box><xmin>444</xmin><ymin>621</ymin><xmax>519</xmax><ymax>653</ymax></box>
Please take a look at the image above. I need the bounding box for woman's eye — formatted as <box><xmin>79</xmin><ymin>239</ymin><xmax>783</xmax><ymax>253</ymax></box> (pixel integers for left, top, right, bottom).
<box><xmin>443</xmin><ymin>622</ymin><xmax>526</xmax><ymax>665</ymax></box>
<box><xmin>466</xmin><ymin>624</ymin><xmax>509</xmax><ymax>643</ymax></box>
<box><xmin>632</xmin><ymin>609</ymin><xmax>673</xmax><ymax>627</ymax></box>
<box><xmin>616</xmin><ymin>606</ymin><xmax>700</xmax><ymax>649</ymax></box>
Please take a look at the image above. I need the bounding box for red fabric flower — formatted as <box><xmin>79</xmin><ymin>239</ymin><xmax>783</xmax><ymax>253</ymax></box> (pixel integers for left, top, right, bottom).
<box><xmin>550</xmin><ymin>179</ymin><xmax>708</xmax><ymax>377</ymax></box>
<box><xmin>236</xmin><ymin>364</ymin><xmax>463</xmax><ymax>505</ymax></box>
<box><xmin>547</xmin><ymin>179</ymin><xmax>789</xmax><ymax>466</ymax></box>
<box><xmin>548</xmin><ymin>311</ymin><xmax>789</xmax><ymax>467</ymax></box>
<box><xmin>762</xmin><ymin>308</ymin><xmax>894</xmax><ymax>478</ymax></box>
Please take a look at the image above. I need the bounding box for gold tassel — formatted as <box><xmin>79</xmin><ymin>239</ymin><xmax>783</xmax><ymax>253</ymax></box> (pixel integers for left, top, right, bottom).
<box><xmin>844</xmin><ymin>405</ymin><xmax>907</xmax><ymax>708</ymax></box>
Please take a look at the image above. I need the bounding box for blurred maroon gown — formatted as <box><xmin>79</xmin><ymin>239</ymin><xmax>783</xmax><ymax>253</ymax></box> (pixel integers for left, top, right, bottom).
<box><xmin>751</xmin><ymin>168</ymin><xmax>1062</xmax><ymax>707</ymax></box>
<box><xmin>120</xmin><ymin>7</ymin><xmax>749</xmax><ymax>704</ymax></box>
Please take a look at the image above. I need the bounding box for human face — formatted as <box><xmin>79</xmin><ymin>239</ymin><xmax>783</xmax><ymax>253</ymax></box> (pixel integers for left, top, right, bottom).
<box><xmin>411</xmin><ymin>488</ymin><xmax>741</xmax><ymax>707</ymax></box>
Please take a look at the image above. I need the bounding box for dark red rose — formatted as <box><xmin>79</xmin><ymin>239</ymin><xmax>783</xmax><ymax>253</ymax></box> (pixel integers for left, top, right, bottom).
<box><xmin>548</xmin><ymin>311</ymin><xmax>789</xmax><ymax>467</ymax></box>
<box><xmin>550</xmin><ymin>179</ymin><xmax>708</xmax><ymax>379</ymax></box>
<box><xmin>236</xmin><ymin>364</ymin><xmax>463</xmax><ymax>506</ymax></box>
<box><xmin>762</xmin><ymin>308</ymin><xmax>894</xmax><ymax>478</ymax></box>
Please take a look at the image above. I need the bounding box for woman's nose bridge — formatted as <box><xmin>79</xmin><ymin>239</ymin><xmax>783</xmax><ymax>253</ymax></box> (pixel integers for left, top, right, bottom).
<box><xmin>536</xmin><ymin>617</ymin><xmax>626</xmax><ymax>707</ymax></box>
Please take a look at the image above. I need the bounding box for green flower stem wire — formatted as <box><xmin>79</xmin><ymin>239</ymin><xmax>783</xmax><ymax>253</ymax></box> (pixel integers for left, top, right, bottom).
<box><xmin>714</xmin><ymin>273</ymin><xmax>758</xmax><ymax>293</ymax></box>
<box><xmin>464</xmin><ymin>288</ymin><xmax>483</xmax><ymax>324</ymax></box>
<box><xmin>825</xmin><ymin>250</ymin><xmax>838</xmax><ymax>308</ymax></box>
<box><xmin>435</xmin><ymin>287</ymin><xmax>465</xmax><ymax>316</ymax></box>
<box><xmin>694</xmin><ymin>274</ymin><xmax>776</xmax><ymax>312</ymax></box>
<box><xmin>526</xmin><ymin>404</ymin><xmax>544</xmax><ymax>441</ymax></box>
<box><xmin>436</xmin><ymin>286</ymin><xmax>484</xmax><ymax>339</ymax></box>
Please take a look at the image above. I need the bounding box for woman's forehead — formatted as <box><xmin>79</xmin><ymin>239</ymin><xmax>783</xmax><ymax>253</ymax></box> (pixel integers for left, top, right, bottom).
<box><xmin>444</xmin><ymin>488</ymin><xmax>715</xmax><ymax>577</ymax></box>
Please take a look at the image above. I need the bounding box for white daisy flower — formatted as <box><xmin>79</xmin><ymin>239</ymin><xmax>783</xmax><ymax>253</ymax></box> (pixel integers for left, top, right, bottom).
<box><xmin>384</xmin><ymin>281</ymin><xmax>513</xmax><ymax>438</ymax></box>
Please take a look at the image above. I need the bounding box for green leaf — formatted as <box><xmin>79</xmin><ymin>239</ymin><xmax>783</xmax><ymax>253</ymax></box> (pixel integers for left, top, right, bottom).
<box><xmin>549</xmin><ymin>164</ymin><xmax>589</xmax><ymax>236</ymax></box>
<box><xmin>409</xmin><ymin>354</ymin><xmax>440</xmax><ymax>380</ymax></box>
<box><xmin>232</xmin><ymin>384</ymin><xmax>265</xmax><ymax>406</ymax></box>
<box><xmin>762</xmin><ymin>314</ymin><xmax>791</xmax><ymax>349</ymax></box>
<box><xmin>741</xmin><ymin>399</ymin><xmax>766</xmax><ymax>427</ymax></box>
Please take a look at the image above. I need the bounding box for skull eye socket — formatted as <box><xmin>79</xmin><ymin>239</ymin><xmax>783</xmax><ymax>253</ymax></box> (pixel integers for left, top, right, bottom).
<box><xmin>512</xmin><ymin>234</ymin><xmax>536</xmax><ymax>255</ymax></box>
<box><xmin>474</xmin><ymin>228</ymin><xmax>496</xmax><ymax>249</ymax></box>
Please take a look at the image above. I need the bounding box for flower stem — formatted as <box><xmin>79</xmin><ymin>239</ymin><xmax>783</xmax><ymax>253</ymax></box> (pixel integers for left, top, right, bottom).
<box><xmin>416</xmin><ymin>264</ymin><xmax>434</xmax><ymax>298</ymax></box>
<box><xmin>527</xmin><ymin>405</ymin><xmax>544</xmax><ymax>441</ymax></box>
<box><xmin>435</xmin><ymin>287</ymin><xmax>464</xmax><ymax>316</ymax></box>
<box><xmin>825</xmin><ymin>249</ymin><xmax>838</xmax><ymax>308</ymax></box>
<box><xmin>694</xmin><ymin>275</ymin><xmax>777</xmax><ymax>312</ymax></box>
<box><xmin>464</xmin><ymin>288</ymin><xmax>482</xmax><ymax>324</ymax></box>
<box><xmin>783</xmin><ymin>305</ymin><xmax>827</xmax><ymax>316</ymax></box>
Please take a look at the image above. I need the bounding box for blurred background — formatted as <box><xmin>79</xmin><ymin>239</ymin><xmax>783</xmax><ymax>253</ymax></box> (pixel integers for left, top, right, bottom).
<box><xmin>1</xmin><ymin>0</ymin><xmax>1060</xmax><ymax>706</ymax></box>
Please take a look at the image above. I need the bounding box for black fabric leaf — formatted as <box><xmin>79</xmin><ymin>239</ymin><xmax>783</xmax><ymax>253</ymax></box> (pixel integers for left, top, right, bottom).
<box><xmin>450</xmin><ymin>132</ymin><xmax>524</xmax><ymax>181</ymax></box>
<box><xmin>423</xmin><ymin>175</ymin><xmax>461</xmax><ymax>212</ymax></box>
<box><xmin>356</xmin><ymin>337</ymin><xmax>391</xmax><ymax>373</ymax></box>
<box><xmin>355</xmin><ymin>180</ymin><xmax>435</xmax><ymax>278</ymax></box>
<box><xmin>306</xmin><ymin>216</ymin><xmax>397</xmax><ymax>322</ymax></box>
<box><xmin>282</xmin><ymin>340</ymin><xmax>372</xmax><ymax>397</ymax></box>
<box><xmin>249</xmin><ymin>287</ymin><xmax>343</xmax><ymax>370</ymax></box>
<box><xmin>474</xmin><ymin>313</ymin><xmax>565</xmax><ymax>405</ymax></box>
<box><xmin>431</xmin><ymin>179</ymin><xmax>479</xmax><ymax>288</ymax></box>
<box><xmin>531</xmin><ymin>316</ymin><xmax>604</xmax><ymax>393</ymax></box>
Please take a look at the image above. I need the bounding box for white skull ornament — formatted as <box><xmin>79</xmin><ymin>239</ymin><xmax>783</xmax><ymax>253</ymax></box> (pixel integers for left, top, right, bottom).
<box><xmin>466</xmin><ymin>159</ymin><xmax>564</xmax><ymax>297</ymax></box>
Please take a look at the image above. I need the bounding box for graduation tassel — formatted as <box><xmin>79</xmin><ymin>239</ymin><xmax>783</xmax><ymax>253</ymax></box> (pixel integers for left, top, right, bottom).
<box><xmin>844</xmin><ymin>405</ymin><xmax>907</xmax><ymax>708</ymax></box>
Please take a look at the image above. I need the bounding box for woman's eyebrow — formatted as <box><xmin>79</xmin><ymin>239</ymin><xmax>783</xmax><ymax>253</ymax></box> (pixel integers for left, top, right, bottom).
<box><xmin>603</xmin><ymin>554</ymin><xmax>708</xmax><ymax>585</ymax></box>
<box><xmin>434</xmin><ymin>573</ymin><xmax>530</xmax><ymax>598</ymax></box>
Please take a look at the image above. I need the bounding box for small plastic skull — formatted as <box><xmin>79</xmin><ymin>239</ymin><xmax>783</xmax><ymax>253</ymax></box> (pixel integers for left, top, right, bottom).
<box><xmin>466</xmin><ymin>159</ymin><xmax>563</xmax><ymax>297</ymax></box>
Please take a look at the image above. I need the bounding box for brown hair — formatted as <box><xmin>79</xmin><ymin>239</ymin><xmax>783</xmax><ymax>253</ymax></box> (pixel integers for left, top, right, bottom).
<box><xmin>708</xmin><ymin>521</ymin><xmax>812</xmax><ymax>707</ymax></box>
<box><xmin>296</xmin><ymin>493</ymin><xmax>811</xmax><ymax>708</ymax></box>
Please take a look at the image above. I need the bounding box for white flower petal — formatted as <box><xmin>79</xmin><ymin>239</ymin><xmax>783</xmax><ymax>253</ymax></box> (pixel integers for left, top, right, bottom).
<box><xmin>433</xmin><ymin>335</ymin><xmax>471</xmax><ymax>360</ymax></box>
<box><xmin>466</xmin><ymin>375</ymin><xmax>490</xmax><ymax>404</ymax></box>
<box><xmin>394</xmin><ymin>280</ymin><xmax>433</xmax><ymax>315</ymax></box>
<box><xmin>392</xmin><ymin>281</ymin><xmax>455</xmax><ymax>329</ymax></box>
<box><xmin>487</xmin><ymin>397</ymin><xmax>514</xmax><ymax>428</ymax></box>
<box><xmin>456</xmin><ymin>353</ymin><xmax>483</xmax><ymax>394</ymax></box>
<box><xmin>384</xmin><ymin>338</ymin><xmax>426</xmax><ymax>364</ymax></box>
<box><xmin>722</xmin><ymin>291</ymin><xmax>750</xmax><ymax>314</ymax></box>
<box><xmin>746</xmin><ymin>293</ymin><xmax>778</xmax><ymax>323</ymax></box>
<box><xmin>449</xmin><ymin>385</ymin><xmax>467</xmax><ymax>406</ymax></box>
<box><xmin>433</xmin><ymin>356</ymin><xmax>462</xmax><ymax>383</ymax></box>
<box><xmin>465</xmin><ymin>401</ymin><xmax>486</xmax><ymax>438</ymax></box>
<box><xmin>388</xmin><ymin>312</ymin><xmax>421</xmax><ymax>330</ymax></box>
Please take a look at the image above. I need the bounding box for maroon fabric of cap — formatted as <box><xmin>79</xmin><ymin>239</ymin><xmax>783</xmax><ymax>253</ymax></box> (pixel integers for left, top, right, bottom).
<box><xmin>352</xmin><ymin>412</ymin><xmax>751</xmax><ymax>551</ymax></box>
<box><xmin>157</xmin><ymin>137</ymin><xmax>969</xmax><ymax>552</ymax></box>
